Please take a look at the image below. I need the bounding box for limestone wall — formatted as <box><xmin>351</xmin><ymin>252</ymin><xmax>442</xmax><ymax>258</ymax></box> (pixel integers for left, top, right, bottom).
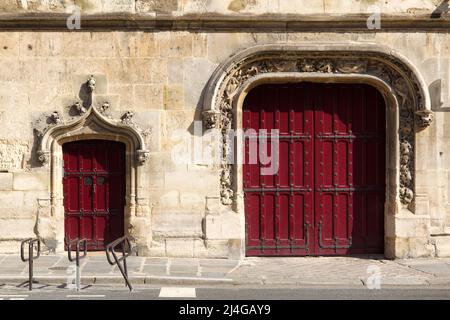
<box><xmin>0</xmin><ymin>0</ymin><xmax>443</xmax><ymax>15</ymax></box>
<box><xmin>0</xmin><ymin>23</ymin><xmax>449</xmax><ymax>257</ymax></box>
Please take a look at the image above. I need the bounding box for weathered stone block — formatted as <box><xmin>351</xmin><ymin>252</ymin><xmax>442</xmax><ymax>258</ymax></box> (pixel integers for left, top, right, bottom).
<box><xmin>102</xmin><ymin>0</ymin><xmax>135</xmax><ymax>13</ymax></box>
<box><xmin>153</xmin><ymin>211</ymin><xmax>203</xmax><ymax>237</ymax></box>
<box><xmin>180</xmin><ymin>192</ymin><xmax>205</xmax><ymax>208</ymax></box>
<box><xmin>0</xmin><ymin>191</ymin><xmax>24</xmax><ymax>209</ymax></box>
<box><xmin>0</xmin><ymin>0</ymin><xmax>20</xmax><ymax>11</ymax></box>
<box><xmin>394</xmin><ymin>213</ymin><xmax>430</xmax><ymax>238</ymax></box>
<box><xmin>228</xmin><ymin>239</ymin><xmax>242</xmax><ymax>259</ymax></box>
<box><xmin>136</xmin><ymin>0</ymin><xmax>179</xmax><ymax>13</ymax></box>
<box><xmin>134</xmin><ymin>84</ymin><xmax>163</xmax><ymax>109</ymax></box>
<box><xmin>164</xmin><ymin>84</ymin><xmax>184</xmax><ymax>110</ymax></box>
<box><xmin>0</xmin><ymin>172</ymin><xmax>13</xmax><ymax>191</ymax></box>
<box><xmin>0</xmin><ymin>219</ymin><xmax>36</xmax><ymax>239</ymax></box>
<box><xmin>0</xmin><ymin>32</ymin><xmax>20</xmax><ymax>58</ymax></box>
<box><xmin>159</xmin><ymin>190</ymin><xmax>180</xmax><ymax>208</ymax></box>
<box><xmin>433</xmin><ymin>235</ymin><xmax>450</xmax><ymax>257</ymax></box>
<box><xmin>134</xmin><ymin>32</ymin><xmax>159</xmax><ymax>56</ymax></box>
<box><xmin>205</xmin><ymin>212</ymin><xmax>241</xmax><ymax>240</ymax></box>
<box><xmin>166</xmin><ymin>238</ymin><xmax>194</xmax><ymax>257</ymax></box>
<box><xmin>194</xmin><ymin>238</ymin><xmax>231</xmax><ymax>258</ymax></box>
<box><xmin>183</xmin><ymin>58</ymin><xmax>217</xmax><ymax>108</ymax></box>
<box><xmin>192</xmin><ymin>33</ymin><xmax>208</xmax><ymax>57</ymax></box>
<box><xmin>158</xmin><ymin>32</ymin><xmax>193</xmax><ymax>58</ymax></box>
<box><xmin>148</xmin><ymin>152</ymin><xmax>182</xmax><ymax>173</ymax></box>
<box><xmin>0</xmin><ymin>240</ymin><xmax>22</xmax><ymax>254</ymax></box>
<box><xmin>204</xmin><ymin>240</ymin><xmax>229</xmax><ymax>258</ymax></box>
<box><xmin>13</xmin><ymin>173</ymin><xmax>48</xmax><ymax>191</ymax></box>
<box><xmin>388</xmin><ymin>236</ymin><xmax>435</xmax><ymax>259</ymax></box>
<box><xmin>147</xmin><ymin>241</ymin><xmax>167</xmax><ymax>257</ymax></box>
<box><xmin>167</xmin><ymin>58</ymin><xmax>184</xmax><ymax>83</ymax></box>
<box><xmin>164</xmin><ymin>171</ymin><xmax>217</xmax><ymax>192</ymax></box>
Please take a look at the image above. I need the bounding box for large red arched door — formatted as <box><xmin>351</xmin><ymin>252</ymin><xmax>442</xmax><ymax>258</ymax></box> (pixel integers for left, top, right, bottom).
<box><xmin>63</xmin><ymin>140</ymin><xmax>126</xmax><ymax>250</ymax></box>
<box><xmin>244</xmin><ymin>83</ymin><xmax>385</xmax><ymax>256</ymax></box>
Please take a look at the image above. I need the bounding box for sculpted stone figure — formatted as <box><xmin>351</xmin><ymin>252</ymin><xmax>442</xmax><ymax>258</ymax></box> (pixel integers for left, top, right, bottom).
<box><xmin>87</xmin><ymin>75</ymin><xmax>96</xmax><ymax>92</ymax></box>
<box><xmin>415</xmin><ymin>110</ymin><xmax>434</xmax><ymax>129</ymax></box>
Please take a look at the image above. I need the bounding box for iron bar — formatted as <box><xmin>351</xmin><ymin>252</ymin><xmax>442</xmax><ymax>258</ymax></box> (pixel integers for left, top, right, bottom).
<box><xmin>318</xmin><ymin>222</ymin><xmax>353</xmax><ymax>249</ymax></box>
<box><xmin>20</xmin><ymin>238</ymin><xmax>40</xmax><ymax>291</ymax></box>
<box><xmin>105</xmin><ymin>236</ymin><xmax>133</xmax><ymax>292</ymax></box>
<box><xmin>67</xmin><ymin>238</ymin><xmax>88</xmax><ymax>291</ymax></box>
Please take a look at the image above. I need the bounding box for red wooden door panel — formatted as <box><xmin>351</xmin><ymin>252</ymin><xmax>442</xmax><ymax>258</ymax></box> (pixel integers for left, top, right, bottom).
<box><xmin>244</xmin><ymin>83</ymin><xmax>385</xmax><ymax>256</ymax></box>
<box><xmin>63</xmin><ymin>140</ymin><xmax>125</xmax><ymax>251</ymax></box>
<box><xmin>244</xmin><ymin>85</ymin><xmax>314</xmax><ymax>256</ymax></box>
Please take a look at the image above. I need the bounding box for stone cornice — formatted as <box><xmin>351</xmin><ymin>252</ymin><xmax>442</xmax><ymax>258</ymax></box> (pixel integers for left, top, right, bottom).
<box><xmin>0</xmin><ymin>13</ymin><xmax>449</xmax><ymax>31</ymax></box>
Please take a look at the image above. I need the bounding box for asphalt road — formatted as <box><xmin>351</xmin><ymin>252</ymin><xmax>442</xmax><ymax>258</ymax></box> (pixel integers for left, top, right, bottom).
<box><xmin>0</xmin><ymin>284</ymin><xmax>450</xmax><ymax>300</ymax></box>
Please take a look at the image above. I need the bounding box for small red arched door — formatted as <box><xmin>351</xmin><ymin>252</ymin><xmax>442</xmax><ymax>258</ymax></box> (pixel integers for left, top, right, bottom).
<box><xmin>63</xmin><ymin>140</ymin><xmax>126</xmax><ymax>250</ymax></box>
<box><xmin>244</xmin><ymin>83</ymin><xmax>385</xmax><ymax>256</ymax></box>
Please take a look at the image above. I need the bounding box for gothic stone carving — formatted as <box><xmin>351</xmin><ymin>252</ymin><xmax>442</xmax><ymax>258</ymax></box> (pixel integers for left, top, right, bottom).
<box><xmin>204</xmin><ymin>52</ymin><xmax>431</xmax><ymax>206</ymax></box>
<box><xmin>87</xmin><ymin>75</ymin><xmax>96</xmax><ymax>92</ymax></box>
<box><xmin>203</xmin><ymin>110</ymin><xmax>221</xmax><ymax>129</ymax></box>
<box><xmin>37</xmin><ymin>77</ymin><xmax>152</xmax><ymax>165</ymax></box>
<box><xmin>137</xmin><ymin>149</ymin><xmax>150</xmax><ymax>164</ymax></box>
<box><xmin>50</xmin><ymin>111</ymin><xmax>61</xmax><ymax>124</ymax></box>
<box><xmin>121</xmin><ymin>111</ymin><xmax>134</xmax><ymax>125</ymax></box>
<box><xmin>415</xmin><ymin>110</ymin><xmax>434</xmax><ymax>130</ymax></box>
<box><xmin>100</xmin><ymin>101</ymin><xmax>110</xmax><ymax>113</ymax></box>
<box><xmin>74</xmin><ymin>101</ymin><xmax>87</xmax><ymax>115</ymax></box>
<box><xmin>37</xmin><ymin>150</ymin><xmax>50</xmax><ymax>165</ymax></box>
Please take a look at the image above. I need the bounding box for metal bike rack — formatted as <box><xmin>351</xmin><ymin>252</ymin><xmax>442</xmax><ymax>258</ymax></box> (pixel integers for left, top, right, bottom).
<box><xmin>20</xmin><ymin>238</ymin><xmax>41</xmax><ymax>291</ymax></box>
<box><xmin>106</xmin><ymin>236</ymin><xmax>134</xmax><ymax>292</ymax></box>
<box><xmin>67</xmin><ymin>238</ymin><xmax>87</xmax><ymax>291</ymax></box>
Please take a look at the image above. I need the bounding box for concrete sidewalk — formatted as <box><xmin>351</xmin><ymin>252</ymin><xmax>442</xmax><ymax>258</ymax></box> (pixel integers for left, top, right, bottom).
<box><xmin>0</xmin><ymin>253</ymin><xmax>449</xmax><ymax>288</ymax></box>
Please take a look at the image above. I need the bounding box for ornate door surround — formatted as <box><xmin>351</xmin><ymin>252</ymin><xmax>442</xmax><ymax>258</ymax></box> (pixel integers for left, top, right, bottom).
<box><xmin>202</xmin><ymin>43</ymin><xmax>434</xmax><ymax>257</ymax></box>
<box><xmin>35</xmin><ymin>76</ymin><xmax>152</xmax><ymax>254</ymax></box>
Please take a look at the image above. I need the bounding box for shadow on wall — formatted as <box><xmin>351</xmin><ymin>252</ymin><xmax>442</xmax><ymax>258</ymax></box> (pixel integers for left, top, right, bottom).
<box><xmin>29</xmin><ymin>82</ymin><xmax>92</xmax><ymax>169</ymax></box>
<box><xmin>188</xmin><ymin>82</ymin><xmax>208</xmax><ymax>137</ymax></box>
<box><xmin>431</xmin><ymin>0</ymin><xmax>449</xmax><ymax>18</ymax></box>
<box><xmin>429</xmin><ymin>79</ymin><xmax>445</xmax><ymax>111</ymax></box>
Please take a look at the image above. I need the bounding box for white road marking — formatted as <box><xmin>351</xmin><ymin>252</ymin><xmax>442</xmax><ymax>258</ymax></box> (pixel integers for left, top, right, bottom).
<box><xmin>66</xmin><ymin>295</ymin><xmax>106</xmax><ymax>298</ymax></box>
<box><xmin>0</xmin><ymin>295</ymin><xmax>29</xmax><ymax>298</ymax></box>
<box><xmin>9</xmin><ymin>298</ymin><xmax>25</xmax><ymax>300</ymax></box>
<box><xmin>159</xmin><ymin>287</ymin><xmax>196</xmax><ymax>298</ymax></box>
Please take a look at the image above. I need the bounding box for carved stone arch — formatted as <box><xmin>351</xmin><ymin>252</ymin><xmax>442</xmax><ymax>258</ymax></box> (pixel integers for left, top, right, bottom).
<box><xmin>202</xmin><ymin>43</ymin><xmax>433</xmax><ymax>212</ymax></box>
<box><xmin>37</xmin><ymin>105</ymin><xmax>149</xmax><ymax>165</ymax></box>
<box><xmin>35</xmin><ymin>105</ymin><xmax>152</xmax><ymax>254</ymax></box>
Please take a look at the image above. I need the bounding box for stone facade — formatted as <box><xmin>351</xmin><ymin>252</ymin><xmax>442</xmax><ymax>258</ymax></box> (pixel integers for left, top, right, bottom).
<box><xmin>0</xmin><ymin>0</ymin><xmax>449</xmax><ymax>258</ymax></box>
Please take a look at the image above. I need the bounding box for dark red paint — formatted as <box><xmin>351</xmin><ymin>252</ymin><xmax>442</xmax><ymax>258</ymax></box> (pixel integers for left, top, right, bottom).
<box><xmin>63</xmin><ymin>140</ymin><xmax>125</xmax><ymax>251</ymax></box>
<box><xmin>243</xmin><ymin>83</ymin><xmax>385</xmax><ymax>256</ymax></box>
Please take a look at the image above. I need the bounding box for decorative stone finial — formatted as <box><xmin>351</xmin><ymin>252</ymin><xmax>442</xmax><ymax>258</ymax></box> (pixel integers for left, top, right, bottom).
<box><xmin>74</xmin><ymin>101</ymin><xmax>86</xmax><ymax>115</ymax></box>
<box><xmin>121</xmin><ymin>111</ymin><xmax>134</xmax><ymax>124</ymax></box>
<box><xmin>50</xmin><ymin>111</ymin><xmax>61</xmax><ymax>124</ymax></box>
<box><xmin>87</xmin><ymin>75</ymin><xmax>96</xmax><ymax>92</ymax></box>
<box><xmin>100</xmin><ymin>101</ymin><xmax>110</xmax><ymax>113</ymax></box>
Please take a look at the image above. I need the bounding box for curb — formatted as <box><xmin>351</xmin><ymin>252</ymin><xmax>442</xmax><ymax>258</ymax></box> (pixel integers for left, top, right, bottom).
<box><xmin>1</xmin><ymin>276</ymin><xmax>447</xmax><ymax>287</ymax></box>
<box><xmin>0</xmin><ymin>275</ymin><xmax>233</xmax><ymax>287</ymax></box>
